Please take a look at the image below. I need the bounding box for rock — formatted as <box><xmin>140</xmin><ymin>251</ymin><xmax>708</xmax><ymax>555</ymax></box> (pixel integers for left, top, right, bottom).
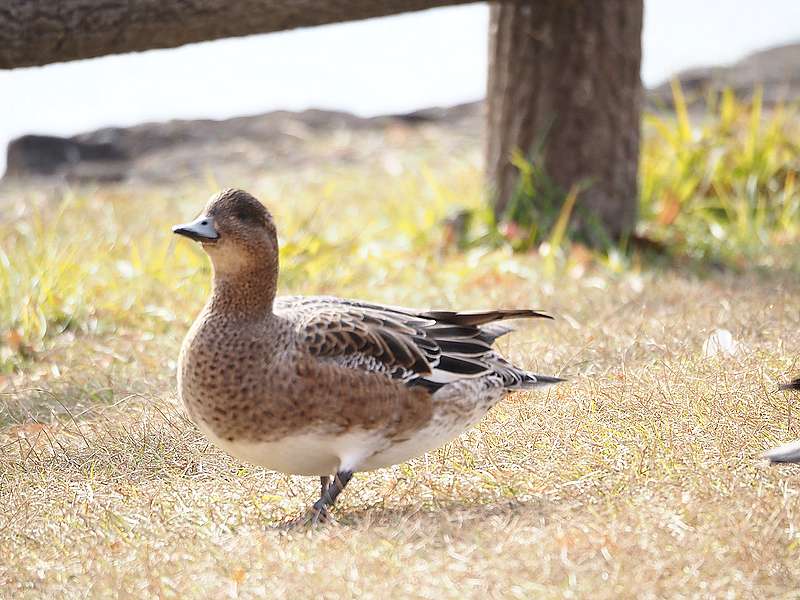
<box><xmin>5</xmin><ymin>134</ymin><xmax>127</xmax><ymax>181</ymax></box>
<box><xmin>648</xmin><ymin>43</ymin><xmax>800</xmax><ymax>109</ymax></box>
<box><xmin>2</xmin><ymin>103</ymin><xmax>482</xmax><ymax>185</ymax></box>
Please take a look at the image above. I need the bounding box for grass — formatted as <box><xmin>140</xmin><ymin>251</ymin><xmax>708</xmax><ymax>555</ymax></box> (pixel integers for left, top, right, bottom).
<box><xmin>496</xmin><ymin>86</ymin><xmax>800</xmax><ymax>269</ymax></box>
<box><xmin>638</xmin><ymin>86</ymin><xmax>800</xmax><ymax>267</ymax></box>
<box><xmin>1</xmin><ymin>94</ymin><xmax>800</xmax><ymax>598</ymax></box>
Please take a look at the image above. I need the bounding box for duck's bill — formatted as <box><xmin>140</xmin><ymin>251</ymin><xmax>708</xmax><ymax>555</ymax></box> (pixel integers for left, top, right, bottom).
<box><xmin>172</xmin><ymin>216</ymin><xmax>219</xmax><ymax>243</ymax></box>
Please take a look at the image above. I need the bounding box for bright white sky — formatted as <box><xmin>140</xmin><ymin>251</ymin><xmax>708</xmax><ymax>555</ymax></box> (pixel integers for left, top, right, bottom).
<box><xmin>2</xmin><ymin>0</ymin><xmax>799</xmax><ymax>169</ymax></box>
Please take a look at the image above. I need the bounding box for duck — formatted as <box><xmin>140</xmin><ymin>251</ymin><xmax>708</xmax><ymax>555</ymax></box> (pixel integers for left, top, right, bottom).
<box><xmin>762</xmin><ymin>378</ymin><xmax>800</xmax><ymax>464</ymax></box>
<box><xmin>173</xmin><ymin>188</ymin><xmax>563</xmax><ymax>522</ymax></box>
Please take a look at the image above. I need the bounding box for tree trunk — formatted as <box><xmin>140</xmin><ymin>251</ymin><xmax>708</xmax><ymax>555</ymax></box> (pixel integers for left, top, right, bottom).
<box><xmin>486</xmin><ymin>0</ymin><xmax>643</xmax><ymax>241</ymax></box>
<box><xmin>0</xmin><ymin>0</ymin><xmax>475</xmax><ymax>69</ymax></box>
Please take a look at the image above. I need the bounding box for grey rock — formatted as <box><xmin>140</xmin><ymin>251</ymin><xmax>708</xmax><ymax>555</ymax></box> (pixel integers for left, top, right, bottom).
<box><xmin>3</xmin><ymin>103</ymin><xmax>481</xmax><ymax>185</ymax></box>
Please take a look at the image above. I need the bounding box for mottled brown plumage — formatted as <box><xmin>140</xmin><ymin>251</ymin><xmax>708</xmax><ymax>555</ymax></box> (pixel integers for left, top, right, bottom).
<box><xmin>174</xmin><ymin>188</ymin><xmax>562</xmax><ymax>522</ymax></box>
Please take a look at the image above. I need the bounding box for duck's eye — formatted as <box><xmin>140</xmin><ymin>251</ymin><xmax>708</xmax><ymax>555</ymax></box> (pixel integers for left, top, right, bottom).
<box><xmin>235</xmin><ymin>210</ymin><xmax>257</xmax><ymax>224</ymax></box>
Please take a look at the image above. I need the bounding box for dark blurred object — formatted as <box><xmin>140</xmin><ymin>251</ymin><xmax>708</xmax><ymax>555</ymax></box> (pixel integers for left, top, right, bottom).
<box><xmin>440</xmin><ymin>209</ymin><xmax>473</xmax><ymax>250</ymax></box>
<box><xmin>779</xmin><ymin>377</ymin><xmax>800</xmax><ymax>391</ymax></box>
<box><xmin>5</xmin><ymin>134</ymin><xmax>127</xmax><ymax>182</ymax></box>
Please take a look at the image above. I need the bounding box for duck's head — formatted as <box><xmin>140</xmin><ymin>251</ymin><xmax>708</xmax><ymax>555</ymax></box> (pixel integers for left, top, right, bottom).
<box><xmin>173</xmin><ymin>188</ymin><xmax>278</xmax><ymax>277</ymax></box>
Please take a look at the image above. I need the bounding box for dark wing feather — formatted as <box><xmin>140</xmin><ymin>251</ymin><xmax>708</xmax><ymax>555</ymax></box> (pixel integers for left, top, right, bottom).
<box><xmin>437</xmin><ymin>339</ymin><xmax>496</xmax><ymax>356</ymax></box>
<box><xmin>779</xmin><ymin>377</ymin><xmax>800</xmax><ymax>391</ymax></box>
<box><xmin>477</xmin><ymin>323</ymin><xmax>516</xmax><ymax>343</ymax></box>
<box><xmin>297</xmin><ymin>307</ymin><xmax>433</xmax><ymax>374</ymax></box>
<box><xmin>419</xmin><ymin>308</ymin><xmax>553</xmax><ymax>326</ymax></box>
<box><xmin>276</xmin><ymin>296</ymin><xmax>556</xmax><ymax>393</ymax></box>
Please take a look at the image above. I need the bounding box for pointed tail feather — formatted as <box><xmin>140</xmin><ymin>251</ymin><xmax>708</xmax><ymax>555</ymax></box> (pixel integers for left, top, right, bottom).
<box><xmin>507</xmin><ymin>372</ymin><xmax>566</xmax><ymax>390</ymax></box>
<box><xmin>477</xmin><ymin>322</ymin><xmax>515</xmax><ymax>343</ymax></box>
<box><xmin>420</xmin><ymin>309</ymin><xmax>553</xmax><ymax>327</ymax></box>
<box><xmin>779</xmin><ymin>377</ymin><xmax>800</xmax><ymax>391</ymax></box>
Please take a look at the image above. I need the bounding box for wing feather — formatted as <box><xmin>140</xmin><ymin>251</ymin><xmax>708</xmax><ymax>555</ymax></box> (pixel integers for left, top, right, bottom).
<box><xmin>276</xmin><ymin>296</ymin><xmax>556</xmax><ymax>393</ymax></box>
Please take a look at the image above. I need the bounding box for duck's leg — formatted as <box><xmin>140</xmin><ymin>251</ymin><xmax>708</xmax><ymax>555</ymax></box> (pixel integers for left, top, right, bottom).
<box><xmin>308</xmin><ymin>476</ymin><xmax>331</xmax><ymax>524</ymax></box>
<box><xmin>321</xmin><ymin>471</ymin><xmax>353</xmax><ymax>507</ymax></box>
<box><xmin>310</xmin><ymin>470</ymin><xmax>353</xmax><ymax>524</ymax></box>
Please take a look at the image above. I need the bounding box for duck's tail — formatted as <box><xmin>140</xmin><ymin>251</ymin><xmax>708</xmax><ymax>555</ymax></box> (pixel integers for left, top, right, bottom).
<box><xmin>507</xmin><ymin>372</ymin><xmax>566</xmax><ymax>390</ymax></box>
<box><xmin>420</xmin><ymin>308</ymin><xmax>553</xmax><ymax>327</ymax></box>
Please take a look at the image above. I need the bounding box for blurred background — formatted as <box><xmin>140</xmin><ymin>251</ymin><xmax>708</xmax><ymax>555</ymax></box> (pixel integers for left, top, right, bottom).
<box><xmin>2</xmin><ymin>0</ymin><xmax>799</xmax><ymax>172</ymax></box>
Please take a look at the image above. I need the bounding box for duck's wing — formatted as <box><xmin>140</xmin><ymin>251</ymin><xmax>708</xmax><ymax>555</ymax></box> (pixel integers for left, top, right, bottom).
<box><xmin>275</xmin><ymin>296</ymin><xmax>560</xmax><ymax>392</ymax></box>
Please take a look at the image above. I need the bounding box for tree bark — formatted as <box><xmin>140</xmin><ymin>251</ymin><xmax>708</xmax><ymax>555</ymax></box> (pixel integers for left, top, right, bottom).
<box><xmin>0</xmin><ymin>0</ymin><xmax>476</xmax><ymax>69</ymax></box>
<box><xmin>486</xmin><ymin>0</ymin><xmax>643</xmax><ymax>241</ymax></box>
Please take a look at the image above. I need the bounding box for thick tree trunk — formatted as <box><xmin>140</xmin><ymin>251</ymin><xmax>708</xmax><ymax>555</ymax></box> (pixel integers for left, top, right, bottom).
<box><xmin>486</xmin><ymin>0</ymin><xmax>643</xmax><ymax>241</ymax></box>
<box><xmin>0</xmin><ymin>0</ymin><xmax>475</xmax><ymax>69</ymax></box>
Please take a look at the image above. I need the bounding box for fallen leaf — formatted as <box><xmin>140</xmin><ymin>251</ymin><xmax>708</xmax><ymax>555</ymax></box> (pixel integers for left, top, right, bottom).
<box><xmin>658</xmin><ymin>191</ymin><xmax>682</xmax><ymax>226</ymax></box>
<box><xmin>5</xmin><ymin>329</ymin><xmax>23</xmax><ymax>352</ymax></box>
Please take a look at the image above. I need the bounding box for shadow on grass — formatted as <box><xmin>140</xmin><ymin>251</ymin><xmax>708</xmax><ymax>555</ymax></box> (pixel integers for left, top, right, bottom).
<box><xmin>269</xmin><ymin>495</ymin><xmax>560</xmax><ymax>533</ymax></box>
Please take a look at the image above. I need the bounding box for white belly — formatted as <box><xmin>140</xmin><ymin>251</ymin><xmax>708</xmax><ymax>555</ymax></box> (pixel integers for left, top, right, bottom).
<box><xmin>358</xmin><ymin>409</ymin><xmax>488</xmax><ymax>470</ymax></box>
<box><xmin>196</xmin><ymin>421</ymin><xmax>380</xmax><ymax>475</ymax></box>
<box><xmin>194</xmin><ymin>405</ymin><xmax>493</xmax><ymax>476</ymax></box>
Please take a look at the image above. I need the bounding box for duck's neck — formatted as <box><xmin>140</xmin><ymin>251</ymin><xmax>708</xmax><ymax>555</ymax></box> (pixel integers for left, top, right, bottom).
<box><xmin>208</xmin><ymin>261</ymin><xmax>278</xmax><ymax>320</ymax></box>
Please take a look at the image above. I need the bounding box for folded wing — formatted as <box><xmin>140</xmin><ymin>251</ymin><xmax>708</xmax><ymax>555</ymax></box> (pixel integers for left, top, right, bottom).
<box><xmin>276</xmin><ymin>296</ymin><xmax>560</xmax><ymax>393</ymax></box>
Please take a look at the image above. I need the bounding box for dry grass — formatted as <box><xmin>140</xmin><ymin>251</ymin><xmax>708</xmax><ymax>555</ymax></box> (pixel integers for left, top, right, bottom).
<box><xmin>1</xmin><ymin>128</ymin><xmax>800</xmax><ymax>598</ymax></box>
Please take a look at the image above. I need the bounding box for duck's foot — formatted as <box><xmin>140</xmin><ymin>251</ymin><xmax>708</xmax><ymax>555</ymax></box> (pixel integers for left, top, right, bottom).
<box><xmin>310</xmin><ymin>501</ymin><xmax>331</xmax><ymax>525</ymax></box>
<box><xmin>286</xmin><ymin>504</ymin><xmax>331</xmax><ymax>528</ymax></box>
<box><xmin>285</xmin><ymin>471</ymin><xmax>354</xmax><ymax>528</ymax></box>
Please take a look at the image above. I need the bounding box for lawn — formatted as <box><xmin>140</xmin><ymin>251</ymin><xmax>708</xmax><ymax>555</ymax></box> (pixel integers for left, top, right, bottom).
<box><xmin>1</xmin><ymin>95</ymin><xmax>800</xmax><ymax>598</ymax></box>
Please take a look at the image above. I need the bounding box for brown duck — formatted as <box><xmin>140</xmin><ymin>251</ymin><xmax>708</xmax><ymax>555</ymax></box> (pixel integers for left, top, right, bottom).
<box><xmin>173</xmin><ymin>188</ymin><xmax>563</xmax><ymax>522</ymax></box>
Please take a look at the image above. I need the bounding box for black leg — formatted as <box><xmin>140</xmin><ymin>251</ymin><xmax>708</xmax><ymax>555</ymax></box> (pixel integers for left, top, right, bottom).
<box><xmin>320</xmin><ymin>475</ymin><xmax>331</xmax><ymax>498</ymax></box>
<box><xmin>311</xmin><ymin>470</ymin><xmax>353</xmax><ymax>523</ymax></box>
<box><xmin>322</xmin><ymin>471</ymin><xmax>353</xmax><ymax>507</ymax></box>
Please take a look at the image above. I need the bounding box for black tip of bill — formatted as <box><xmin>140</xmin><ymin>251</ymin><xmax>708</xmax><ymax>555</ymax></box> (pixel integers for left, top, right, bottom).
<box><xmin>172</xmin><ymin>226</ymin><xmax>213</xmax><ymax>242</ymax></box>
